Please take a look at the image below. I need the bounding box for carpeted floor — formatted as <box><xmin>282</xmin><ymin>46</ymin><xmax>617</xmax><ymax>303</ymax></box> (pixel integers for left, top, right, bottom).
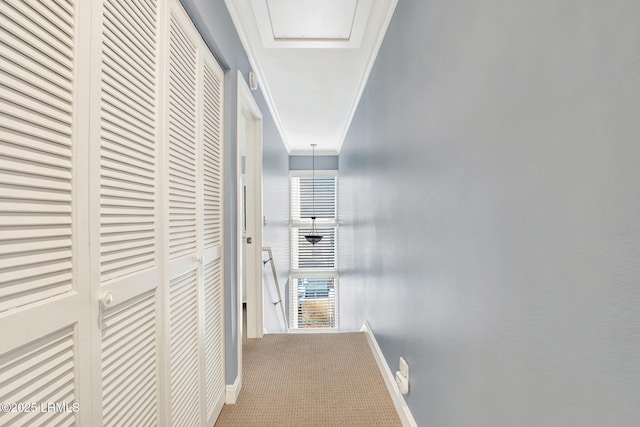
<box><xmin>215</xmin><ymin>326</ymin><xmax>402</xmax><ymax>426</ymax></box>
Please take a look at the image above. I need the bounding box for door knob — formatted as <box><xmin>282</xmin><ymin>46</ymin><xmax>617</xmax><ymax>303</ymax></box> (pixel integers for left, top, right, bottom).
<box><xmin>100</xmin><ymin>291</ymin><xmax>114</xmax><ymax>308</ymax></box>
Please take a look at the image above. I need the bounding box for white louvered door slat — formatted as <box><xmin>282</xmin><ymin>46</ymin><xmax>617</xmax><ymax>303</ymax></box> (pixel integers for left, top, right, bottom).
<box><xmin>169</xmin><ymin>271</ymin><xmax>200</xmax><ymax>426</ymax></box>
<box><xmin>0</xmin><ymin>328</ymin><xmax>77</xmax><ymax>426</ymax></box>
<box><xmin>0</xmin><ymin>0</ymin><xmax>91</xmax><ymax>425</ymax></box>
<box><xmin>202</xmin><ymin>63</ymin><xmax>223</xmax><ymax>250</ymax></box>
<box><xmin>168</xmin><ymin>10</ymin><xmax>198</xmax><ymax>261</ymax></box>
<box><xmin>203</xmin><ymin>259</ymin><xmax>224</xmax><ymax>421</ymax></box>
<box><xmin>91</xmin><ymin>0</ymin><xmax>161</xmax><ymax>425</ymax></box>
<box><xmin>101</xmin><ymin>291</ymin><xmax>158</xmax><ymax>427</ymax></box>
<box><xmin>99</xmin><ymin>0</ymin><xmax>158</xmax><ymax>283</ymax></box>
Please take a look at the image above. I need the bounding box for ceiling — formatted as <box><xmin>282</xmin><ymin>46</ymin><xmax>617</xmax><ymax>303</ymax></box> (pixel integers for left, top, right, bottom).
<box><xmin>225</xmin><ymin>0</ymin><xmax>398</xmax><ymax>155</ymax></box>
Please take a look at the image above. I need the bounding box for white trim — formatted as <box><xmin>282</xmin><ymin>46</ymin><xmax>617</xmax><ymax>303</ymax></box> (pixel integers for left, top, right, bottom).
<box><xmin>289</xmin><ymin>270</ymin><xmax>339</xmax><ymax>279</ymax></box>
<box><xmin>225</xmin><ymin>375</ymin><xmax>242</xmax><ymax>404</ymax></box>
<box><xmin>361</xmin><ymin>321</ymin><xmax>417</xmax><ymax>427</ymax></box>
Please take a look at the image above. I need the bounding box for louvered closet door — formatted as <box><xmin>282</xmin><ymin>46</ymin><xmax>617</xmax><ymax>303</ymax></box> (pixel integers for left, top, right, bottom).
<box><xmin>90</xmin><ymin>0</ymin><xmax>161</xmax><ymax>424</ymax></box>
<box><xmin>164</xmin><ymin>1</ymin><xmax>226</xmax><ymax>424</ymax></box>
<box><xmin>165</xmin><ymin>2</ymin><xmax>204</xmax><ymax>425</ymax></box>
<box><xmin>201</xmin><ymin>52</ymin><xmax>225</xmax><ymax>426</ymax></box>
<box><xmin>0</xmin><ymin>1</ymin><xmax>92</xmax><ymax>425</ymax></box>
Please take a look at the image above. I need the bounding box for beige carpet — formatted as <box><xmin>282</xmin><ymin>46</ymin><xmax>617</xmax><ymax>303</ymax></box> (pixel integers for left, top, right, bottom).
<box><xmin>215</xmin><ymin>331</ymin><xmax>402</xmax><ymax>426</ymax></box>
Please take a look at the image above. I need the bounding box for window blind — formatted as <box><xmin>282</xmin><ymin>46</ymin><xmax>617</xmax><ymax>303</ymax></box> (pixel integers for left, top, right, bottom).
<box><xmin>290</xmin><ymin>173</ymin><xmax>338</xmax><ymax>329</ymax></box>
<box><xmin>291</xmin><ymin>277</ymin><xmax>336</xmax><ymax>329</ymax></box>
<box><xmin>291</xmin><ymin>227</ymin><xmax>336</xmax><ymax>269</ymax></box>
<box><xmin>291</xmin><ymin>177</ymin><xmax>336</xmax><ymax>220</ymax></box>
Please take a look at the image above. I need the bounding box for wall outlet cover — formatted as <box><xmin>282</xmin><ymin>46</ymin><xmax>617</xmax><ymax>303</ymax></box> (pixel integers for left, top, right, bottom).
<box><xmin>399</xmin><ymin>356</ymin><xmax>409</xmax><ymax>378</ymax></box>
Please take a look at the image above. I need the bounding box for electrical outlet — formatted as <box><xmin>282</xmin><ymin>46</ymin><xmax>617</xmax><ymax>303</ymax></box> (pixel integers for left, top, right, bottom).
<box><xmin>399</xmin><ymin>357</ymin><xmax>409</xmax><ymax>379</ymax></box>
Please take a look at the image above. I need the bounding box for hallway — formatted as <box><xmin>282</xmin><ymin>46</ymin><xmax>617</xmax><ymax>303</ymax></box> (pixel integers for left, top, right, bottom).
<box><xmin>1</xmin><ymin>0</ymin><xmax>639</xmax><ymax>424</ymax></box>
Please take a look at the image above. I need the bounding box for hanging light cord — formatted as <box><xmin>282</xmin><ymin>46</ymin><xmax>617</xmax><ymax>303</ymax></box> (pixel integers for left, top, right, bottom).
<box><xmin>312</xmin><ymin>144</ymin><xmax>315</xmax><ymax>220</ymax></box>
<box><xmin>304</xmin><ymin>144</ymin><xmax>322</xmax><ymax>244</ymax></box>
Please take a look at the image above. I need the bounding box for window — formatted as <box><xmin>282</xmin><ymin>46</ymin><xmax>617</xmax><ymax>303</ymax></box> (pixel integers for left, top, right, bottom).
<box><xmin>290</xmin><ymin>171</ymin><xmax>338</xmax><ymax>329</ymax></box>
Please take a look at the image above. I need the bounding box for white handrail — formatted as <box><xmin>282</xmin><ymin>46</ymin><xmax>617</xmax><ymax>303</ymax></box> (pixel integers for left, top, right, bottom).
<box><xmin>262</xmin><ymin>247</ymin><xmax>288</xmax><ymax>333</ymax></box>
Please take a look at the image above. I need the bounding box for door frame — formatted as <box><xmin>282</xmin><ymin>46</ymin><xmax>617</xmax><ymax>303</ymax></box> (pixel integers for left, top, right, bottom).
<box><xmin>235</xmin><ymin>69</ymin><xmax>263</xmax><ymax>387</ymax></box>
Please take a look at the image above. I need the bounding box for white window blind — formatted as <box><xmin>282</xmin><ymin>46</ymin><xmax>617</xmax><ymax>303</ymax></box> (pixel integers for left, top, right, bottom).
<box><xmin>291</xmin><ymin>176</ymin><xmax>336</xmax><ymax>220</ymax></box>
<box><xmin>291</xmin><ymin>227</ymin><xmax>336</xmax><ymax>269</ymax></box>
<box><xmin>290</xmin><ymin>172</ymin><xmax>338</xmax><ymax>329</ymax></box>
<box><xmin>292</xmin><ymin>277</ymin><xmax>336</xmax><ymax>329</ymax></box>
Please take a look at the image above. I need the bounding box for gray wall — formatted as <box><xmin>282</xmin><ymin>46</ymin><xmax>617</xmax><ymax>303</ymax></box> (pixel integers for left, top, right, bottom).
<box><xmin>179</xmin><ymin>0</ymin><xmax>289</xmax><ymax>383</ymax></box>
<box><xmin>339</xmin><ymin>0</ymin><xmax>640</xmax><ymax>425</ymax></box>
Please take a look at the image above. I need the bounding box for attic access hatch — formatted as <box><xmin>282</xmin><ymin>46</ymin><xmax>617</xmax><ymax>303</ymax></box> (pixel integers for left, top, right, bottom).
<box><xmin>251</xmin><ymin>0</ymin><xmax>373</xmax><ymax>48</ymax></box>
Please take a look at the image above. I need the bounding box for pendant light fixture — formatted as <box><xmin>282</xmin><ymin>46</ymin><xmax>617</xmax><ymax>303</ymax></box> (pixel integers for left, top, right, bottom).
<box><xmin>304</xmin><ymin>143</ymin><xmax>323</xmax><ymax>245</ymax></box>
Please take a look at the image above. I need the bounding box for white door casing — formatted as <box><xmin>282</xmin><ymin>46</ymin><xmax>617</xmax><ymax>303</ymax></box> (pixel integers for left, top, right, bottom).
<box><xmin>236</xmin><ymin>72</ymin><xmax>263</xmax><ymax>345</ymax></box>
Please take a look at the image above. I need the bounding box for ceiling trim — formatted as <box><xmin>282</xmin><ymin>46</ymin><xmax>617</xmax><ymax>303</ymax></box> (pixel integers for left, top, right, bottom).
<box><xmin>335</xmin><ymin>0</ymin><xmax>398</xmax><ymax>154</ymax></box>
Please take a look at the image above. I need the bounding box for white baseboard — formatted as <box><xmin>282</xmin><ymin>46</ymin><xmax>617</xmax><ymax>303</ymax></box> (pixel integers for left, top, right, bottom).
<box><xmin>361</xmin><ymin>321</ymin><xmax>417</xmax><ymax>427</ymax></box>
<box><xmin>225</xmin><ymin>375</ymin><xmax>242</xmax><ymax>404</ymax></box>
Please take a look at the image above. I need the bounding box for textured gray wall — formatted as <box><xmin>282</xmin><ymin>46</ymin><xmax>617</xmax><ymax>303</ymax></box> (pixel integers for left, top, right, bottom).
<box><xmin>339</xmin><ymin>0</ymin><xmax>640</xmax><ymax>425</ymax></box>
<box><xmin>179</xmin><ymin>0</ymin><xmax>289</xmax><ymax>384</ymax></box>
